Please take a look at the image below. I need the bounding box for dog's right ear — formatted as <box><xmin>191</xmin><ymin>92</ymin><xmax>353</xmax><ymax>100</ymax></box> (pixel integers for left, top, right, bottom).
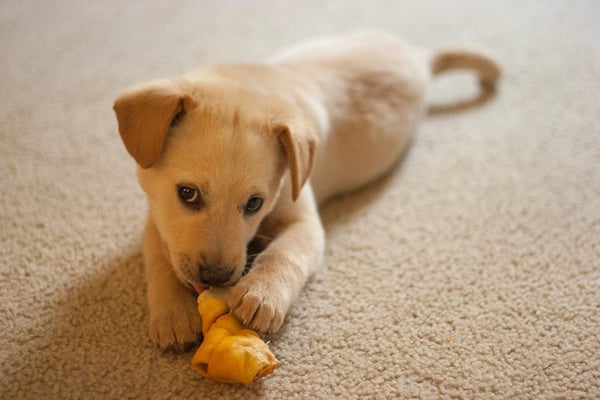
<box><xmin>113</xmin><ymin>81</ymin><xmax>197</xmax><ymax>168</ymax></box>
<box><xmin>273</xmin><ymin>117</ymin><xmax>319</xmax><ymax>201</ymax></box>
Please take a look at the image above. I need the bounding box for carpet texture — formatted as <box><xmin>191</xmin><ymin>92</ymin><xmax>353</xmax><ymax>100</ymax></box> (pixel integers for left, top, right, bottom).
<box><xmin>1</xmin><ymin>1</ymin><xmax>599</xmax><ymax>399</ymax></box>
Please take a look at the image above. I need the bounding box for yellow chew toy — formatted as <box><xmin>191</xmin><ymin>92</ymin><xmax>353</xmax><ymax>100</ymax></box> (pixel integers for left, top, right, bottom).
<box><xmin>191</xmin><ymin>290</ymin><xmax>279</xmax><ymax>384</ymax></box>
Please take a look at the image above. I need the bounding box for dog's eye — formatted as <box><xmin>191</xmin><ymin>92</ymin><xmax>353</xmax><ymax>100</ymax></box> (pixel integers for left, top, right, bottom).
<box><xmin>244</xmin><ymin>196</ymin><xmax>264</xmax><ymax>215</ymax></box>
<box><xmin>177</xmin><ymin>185</ymin><xmax>202</xmax><ymax>208</ymax></box>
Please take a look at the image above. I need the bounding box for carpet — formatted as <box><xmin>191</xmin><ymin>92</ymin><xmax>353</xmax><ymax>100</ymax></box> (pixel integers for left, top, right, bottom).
<box><xmin>1</xmin><ymin>1</ymin><xmax>598</xmax><ymax>398</ymax></box>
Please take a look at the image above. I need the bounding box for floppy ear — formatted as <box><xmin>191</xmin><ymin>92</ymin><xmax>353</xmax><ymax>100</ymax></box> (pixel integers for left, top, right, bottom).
<box><xmin>273</xmin><ymin>118</ymin><xmax>319</xmax><ymax>201</ymax></box>
<box><xmin>113</xmin><ymin>81</ymin><xmax>197</xmax><ymax>168</ymax></box>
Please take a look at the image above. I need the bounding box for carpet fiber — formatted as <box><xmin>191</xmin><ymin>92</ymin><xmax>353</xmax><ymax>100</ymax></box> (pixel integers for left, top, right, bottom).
<box><xmin>1</xmin><ymin>1</ymin><xmax>599</xmax><ymax>398</ymax></box>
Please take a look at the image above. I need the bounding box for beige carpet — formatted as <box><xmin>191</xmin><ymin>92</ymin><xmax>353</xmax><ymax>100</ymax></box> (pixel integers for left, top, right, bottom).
<box><xmin>2</xmin><ymin>1</ymin><xmax>599</xmax><ymax>398</ymax></box>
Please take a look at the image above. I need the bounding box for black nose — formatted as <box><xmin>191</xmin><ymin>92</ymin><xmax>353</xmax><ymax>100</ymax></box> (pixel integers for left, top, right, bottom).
<box><xmin>199</xmin><ymin>265</ymin><xmax>234</xmax><ymax>286</ymax></box>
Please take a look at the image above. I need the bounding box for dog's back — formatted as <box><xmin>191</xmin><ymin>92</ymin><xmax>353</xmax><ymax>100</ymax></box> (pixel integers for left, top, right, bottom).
<box><xmin>273</xmin><ymin>33</ymin><xmax>429</xmax><ymax>203</ymax></box>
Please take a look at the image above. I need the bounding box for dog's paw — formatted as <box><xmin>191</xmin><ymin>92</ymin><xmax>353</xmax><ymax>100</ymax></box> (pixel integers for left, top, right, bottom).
<box><xmin>228</xmin><ymin>275</ymin><xmax>291</xmax><ymax>334</ymax></box>
<box><xmin>148</xmin><ymin>293</ymin><xmax>202</xmax><ymax>352</ymax></box>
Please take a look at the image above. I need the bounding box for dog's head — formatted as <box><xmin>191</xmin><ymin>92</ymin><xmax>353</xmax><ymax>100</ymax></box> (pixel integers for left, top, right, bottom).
<box><xmin>113</xmin><ymin>78</ymin><xmax>318</xmax><ymax>290</ymax></box>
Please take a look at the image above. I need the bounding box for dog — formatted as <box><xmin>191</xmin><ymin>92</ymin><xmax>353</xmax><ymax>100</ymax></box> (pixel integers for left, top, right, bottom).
<box><xmin>113</xmin><ymin>32</ymin><xmax>500</xmax><ymax>350</ymax></box>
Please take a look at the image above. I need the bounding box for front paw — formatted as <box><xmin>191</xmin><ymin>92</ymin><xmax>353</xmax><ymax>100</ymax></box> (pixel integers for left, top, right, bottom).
<box><xmin>228</xmin><ymin>275</ymin><xmax>291</xmax><ymax>334</ymax></box>
<box><xmin>148</xmin><ymin>292</ymin><xmax>202</xmax><ymax>352</ymax></box>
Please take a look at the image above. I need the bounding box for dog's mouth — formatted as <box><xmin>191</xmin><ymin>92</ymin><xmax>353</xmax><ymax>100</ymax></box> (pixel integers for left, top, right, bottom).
<box><xmin>192</xmin><ymin>282</ymin><xmax>209</xmax><ymax>295</ymax></box>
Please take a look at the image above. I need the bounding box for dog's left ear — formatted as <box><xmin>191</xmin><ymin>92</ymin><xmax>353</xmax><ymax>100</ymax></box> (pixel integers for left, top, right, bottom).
<box><xmin>273</xmin><ymin>118</ymin><xmax>319</xmax><ymax>201</ymax></box>
<box><xmin>113</xmin><ymin>80</ymin><xmax>197</xmax><ymax>168</ymax></box>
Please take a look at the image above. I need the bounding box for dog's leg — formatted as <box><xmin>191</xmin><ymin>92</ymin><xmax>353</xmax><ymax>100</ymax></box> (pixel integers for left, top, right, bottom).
<box><xmin>228</xmin><ymin>186</ymin><xmax>325</xmax><ymax>334</ymax></box>
<box><xmin>143</xmin><ymin>219</ymin><xmax>202</xmax><ymax>351</ymax></box>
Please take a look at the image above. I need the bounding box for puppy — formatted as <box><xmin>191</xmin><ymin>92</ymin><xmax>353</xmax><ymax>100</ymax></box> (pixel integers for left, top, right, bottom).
<box><xmin>113</xmin><ymin>32</ymin><xmax>499</xmax><ymax>350</ymax></box>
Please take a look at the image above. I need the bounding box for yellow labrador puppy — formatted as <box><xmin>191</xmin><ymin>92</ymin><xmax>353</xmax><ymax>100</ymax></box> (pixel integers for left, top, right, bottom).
<box><xmin>114</xmin><ymin>32</ymin><xmax>499</xmax><ymax>350</ymax></box>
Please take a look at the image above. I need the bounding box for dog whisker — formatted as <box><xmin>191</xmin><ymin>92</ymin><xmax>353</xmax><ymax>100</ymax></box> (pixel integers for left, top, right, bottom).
<box><xmin>242</xmin><ymin>261</ymin><xmax>254</xmax><ymax>276</ymax></box>
<box><xmin>253</xmin><ymin>233</ymin><xmax>274</xmax><ymax>241</ymax></box>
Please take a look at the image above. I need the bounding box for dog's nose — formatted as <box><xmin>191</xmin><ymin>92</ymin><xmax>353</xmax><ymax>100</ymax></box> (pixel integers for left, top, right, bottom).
<box><xmin>199</xmin><ymin>265</ymin><xmax>234</xmax><ymax>286</ymax></box>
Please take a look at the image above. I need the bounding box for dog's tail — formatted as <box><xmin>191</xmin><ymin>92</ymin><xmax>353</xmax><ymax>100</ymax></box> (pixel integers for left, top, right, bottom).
<box><xmin>431</xmin><ymin>49</ymin><xmax>501</xmax><ymax>90</ymax></box>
